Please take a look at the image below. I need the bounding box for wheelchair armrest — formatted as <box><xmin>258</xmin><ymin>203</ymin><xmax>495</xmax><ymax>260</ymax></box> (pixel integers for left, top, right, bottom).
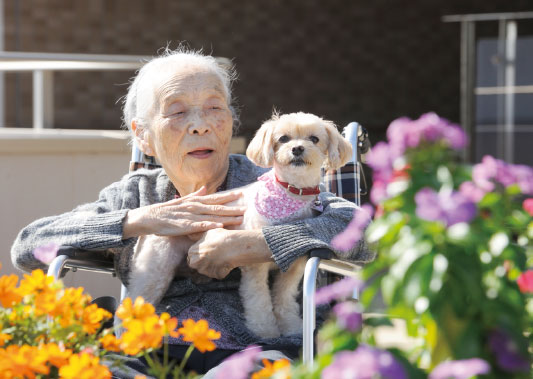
<box><xmin>48</xmin><ymin>246</ymin><xmax>115</xmax><ymax>279</ymax></box>
<box><xmin>308</xmin><ymin>248</ymin><xmax>335</xmax><ymax>259</ymax></box>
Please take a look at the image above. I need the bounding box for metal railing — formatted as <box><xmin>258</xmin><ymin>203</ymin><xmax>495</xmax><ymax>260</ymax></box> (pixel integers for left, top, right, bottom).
<box><xmin>0</xmin><ymin>51</ymin><xmax>232</xmax><ymax>129</ymax></box>
<box><xmin>0</xmin><ymin>51</ymin><xmax>148</xmax><ymax>129</ymax></box>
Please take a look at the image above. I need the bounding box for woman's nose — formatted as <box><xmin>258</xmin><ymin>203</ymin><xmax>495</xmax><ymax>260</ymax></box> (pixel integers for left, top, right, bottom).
<box><xmin>187</xmin><ymin>113</ymin><xmax>211</xmax><ymax>135</ymax></box>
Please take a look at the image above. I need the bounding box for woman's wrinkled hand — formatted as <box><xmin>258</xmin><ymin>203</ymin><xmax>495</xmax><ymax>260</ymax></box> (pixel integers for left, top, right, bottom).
<box><xmin>123</xmin><ymin>187</ymin><xmax>245</xmax><ymax>239</ymax></box>
<box><xmin>187</xmin><ymin>229</ymin><xmax>273</xmax><ymax>279</ymax></box>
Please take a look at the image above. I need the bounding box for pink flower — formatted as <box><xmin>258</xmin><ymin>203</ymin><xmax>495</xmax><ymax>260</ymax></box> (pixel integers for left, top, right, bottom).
<box><xmin>315</xmin><ymin>277</ymin><xmax>362</xmax><ymax>305</ymax></box>
<box><xmin>459</xmin><ymin>181</ymin><xmax>486</xmax><ymax>203</ymax></box>
<box><xmin>333</xmin><ymin>301</ymin><xmax>363</xmax><ymax>332</ymax></box>
<box><xmin>429</xmin><ymin>358</ymin><xmax>490</xmax><ymax>379</ymax></box>
<box><xmin>523</xmin><ymin>199</ymin><xmax>533</xmax><ymax>217</ymax></box>
<box><xmin>331</xmin><ymin>204</ymin><xmax>374</xmax><ymax>252</ymax></box>
<box><xmin>517</xmin><ymin>270</ymin><xmax>533</xmax><ymax>293</ymax></box>
<box><xmin>33</xmin><ymin>243</ymin><xmax>59</xmax><ymax>264</ymax></box>
<box><xmin>322</xmin><ymin>345</ymin><xmax>406</xmax><ymax>379</ymax></box>
<box><xmin>216</xmin><ymin>345</ymin><xmax>262</xmax><ymax>379</ymax></box>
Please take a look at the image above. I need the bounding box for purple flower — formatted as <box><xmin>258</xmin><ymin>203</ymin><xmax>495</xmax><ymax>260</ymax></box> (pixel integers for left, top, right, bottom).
<box><xmin>332</xmin><ymin>301</ymin><xmax>363</xmax><ymax>332</ymax></box>
<box><xmin>429</xmin><ymin>358</ymin><xmax>490</xmax><ymax>379</ymax></box>
<box><xmin>370</xmin><ymin>180</ymin><xmax>388</xmax><ymax>205</ymax></box>
<box><xmin>315</xmin><ymin>277</ymin><xmax>362</xmax><ymax>305</ymax></box>
<box><xmin>386</xmin><ymin>113</ymin><xmax>467</xmax><ymax>153</ymax></box>
<box><xmin>488</xmin><ymin>329</ymin><xmax>530</xmax><ymax>373</ymax></box>
<box><xmin>215</xmin><ymin>345</ymin><xmax>262</xmax><ymax>379</ymax></box>
<box><xmin>366</xmin><ymin>142</ymin><xmax>403</xmax><ymax>183</ymax></box>
<box><xmin>509</xmin><ymin>164</ymin><xmax>533</xmax><ymax>195</ymax></box>
<box><xmin>472</xmin><ymin>155</ymin><xmax>533</xmax><ymax>195</ymax></box>
<box><xmin>472</xmin><ymin>156</ymin><xmax>498</xmax><ymax>192</ymax></box>
<box><xmin>322</xmin><ymin>345</ymin><xmax>407</xmax><ymax>379</ymax></box>
<box><xmin>387</xmin><ymin>117</ymin><xmax>420</xmax><ymax>151</ymax></box>
<box><xmin>33</xmin><ymin>243</ymin><xmax>59</xmax><ymax>264</ymax></box>
<box><xmin>459</xmin><ymin>181</ymin><xmax>486</xmax><ymax>203</ymax></box>
<box><xmin>415</xmin><ymin>187</ymin><xmax>476</xmax><ymax>226</ymax></box>
<box><xmin>331</xmin><ymin>204</ymin><xmax>374</xmax><ymax>251</ymax></box>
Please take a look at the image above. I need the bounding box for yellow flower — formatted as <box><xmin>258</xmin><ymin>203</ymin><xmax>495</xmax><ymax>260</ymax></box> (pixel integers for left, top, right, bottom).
<box><xmin>0</xmin><ymin>345</ymin><xmax>49</xmax><ymax>378</ymax></box>
<box><xmin>0</xmin><ymin>274</ymin><xmax>22</xmax><ymax>308</ymax></box>
<box><xmin>81</xmin><ymin>303</ymin><xmax>112</xmax><ymax>334</ymax></box>
<box><xmin>58</xmin><ymin>352</ymin><xmax>111</xmax><ymax>379</ymax></box>
<box><xmin>251</xmin><ymin>358</ymin><xmax>291</xmax><ymax>379</ymax></box>
<box><xmin>178</xmin><ymin>319</ymin><xmax>221</xmax><ymax>353</ymax></box>
<box><xmin>99</xmin><ymin>334</ymin><xmax>122</xmax><ymax>353</ymax></box>
<box><xmin>38</xmin><ymin>342</ymin><xmax>73</xmax><ymax>369</ymax></box>
<box><xmin>116</xmin><ymin>297</ymin><xmax>156</xmax><ymax>323</ymax></box>
<box><xmin>17</xmin><ymin>269</ymin><xmax>56</xmax><ymax>297</ymax></box>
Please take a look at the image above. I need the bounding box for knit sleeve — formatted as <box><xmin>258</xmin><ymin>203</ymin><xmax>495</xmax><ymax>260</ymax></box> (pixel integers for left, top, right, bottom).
<box><xmin>10</xmin><ymin>173</ymin><xmax>141</xmax><ymax>273</ymax></box>
<box><xmin>262</xmin><ymin>193</ymin><xmax>375</xmax><ymax>271</ymax></box>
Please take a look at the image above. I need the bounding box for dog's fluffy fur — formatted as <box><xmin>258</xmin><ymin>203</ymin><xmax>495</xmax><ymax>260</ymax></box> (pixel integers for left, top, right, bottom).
<box><xmin>128</xmin><ymin>112</ymin><xmax>352</xmax><ymax>338</ymax></box>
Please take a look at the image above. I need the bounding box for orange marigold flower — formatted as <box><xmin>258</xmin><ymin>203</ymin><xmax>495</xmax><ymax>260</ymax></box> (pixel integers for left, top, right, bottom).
<box><xmin>33</xmin><ymin>289</ymin><xmax>59</xmax><ymax>316</ymax></box>
<box><xmin>120</xmin><ymin>316</ymin><xmax>166</xmax><ymax>355</ymax></box>
<box><xmin>38</xmin><ymin>343</ymin><xmax>73</xmax><ymax>369</ymax></box>
<box><xmin>100</xmin><ymin>334</ymin><xmax>122</xmax><ymax>353</ymax></box>
<box><xmin>178</xmin><ymin>319</ymin><xmax>221</xmax><ymax>353</ymax></box>
<box><xmin>17</xmin><ymin>269</ymin><xmax>56</xmax><ymax>297</ymax></box>
<box><xmin>134</xmin><ymin>376</ymin><xmax>147</xmax><ymax>379</ymax></box>
<box><xmin>251</xmin><ymin>358</ymin><xmax>291</xmax><ymax>379</ymax></box>
<box><xmin>0</xmin><ymin>274</ymin><xmax>22</xmax><ymax>308</ymax></box>
<box><xmin>52</xmin><ymin>287</ymin><xmax>89</xmax><ymax>327</ymax></box>
<box><xmin>0</xmin><ymin>344</ymin><xmax>50</xmax><ymax>378</ymax></box>
<box><xmin>116</xmin><ymin>297</ymin><xmax>156</xmax><ymax>323</ymax></box>
<box><xmin>81</xmin><ymin>303</ymin><xmax>112</xmax><ymax>334</ymax></box>
<box><xmin>0</xmin><ymin>333</ymin><xmax>12</xmax><ymax>347</ymax></box>
<box><xmin>159</xmin><ymin>312</ymin><xmax>181</xmax><ymax>338</ymax></box>
<box><xmin>58</xmin><ymin>352</ymin><xmax>111</xmax><ymax>379</ymax></box>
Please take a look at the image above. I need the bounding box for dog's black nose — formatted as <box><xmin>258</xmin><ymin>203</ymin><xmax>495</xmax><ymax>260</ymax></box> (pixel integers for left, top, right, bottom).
<box><xmin>292</xmin><ymin>146</ymin><xmax>304</xmax><ymax>156</ymax></box>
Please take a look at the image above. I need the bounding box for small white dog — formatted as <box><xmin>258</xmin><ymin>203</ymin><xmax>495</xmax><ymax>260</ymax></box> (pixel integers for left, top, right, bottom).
<box><xmin>128</xmin><ymin>112</ymin><xmax>352</xmax><ymax>338</ymax></box>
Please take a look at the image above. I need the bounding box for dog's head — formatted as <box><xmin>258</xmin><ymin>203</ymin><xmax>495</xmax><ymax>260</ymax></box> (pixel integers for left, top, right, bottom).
<box><xmin>246</xmin><ymin>112</ymin><xmax>352</xmax><ymax>187</ymax></box>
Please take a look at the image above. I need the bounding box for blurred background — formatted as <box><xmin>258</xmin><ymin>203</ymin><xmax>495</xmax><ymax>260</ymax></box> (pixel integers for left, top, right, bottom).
<box><xmin>0</xmin><ymin>0</ymin><xmax>532</xmax><ymax>297</ymax></box>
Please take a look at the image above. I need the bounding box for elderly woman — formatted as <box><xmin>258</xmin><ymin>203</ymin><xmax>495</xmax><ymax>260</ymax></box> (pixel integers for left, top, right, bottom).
<box><xmin>11</xmin><ymin>48</ymin><xmax>373</xmax><ymax>378</ymax></box>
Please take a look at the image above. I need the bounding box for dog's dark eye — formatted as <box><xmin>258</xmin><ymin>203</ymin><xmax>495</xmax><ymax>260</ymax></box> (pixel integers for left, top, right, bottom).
<box><xmin>278</xmin><ymin>135</ymin><xmax>290</xmax><ymax>143</ymax></box>
<box><xmin>309</xmin><ymin>136</ymin><xmax>319</xmax><ymax>144</ymax></box>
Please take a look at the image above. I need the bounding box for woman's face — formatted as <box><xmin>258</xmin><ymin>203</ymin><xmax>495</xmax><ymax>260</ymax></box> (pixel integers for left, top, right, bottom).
<box><xmin>143</xmin><ymin>67</ymin><xmax>233</xmax><ymax>188</ymax></box>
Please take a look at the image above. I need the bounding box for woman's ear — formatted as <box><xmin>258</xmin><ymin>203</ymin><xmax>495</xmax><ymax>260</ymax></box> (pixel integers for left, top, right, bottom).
<box><xmin>246</xmin><ymin>118</ymin><xmax>276</xmax><ymax>168</ymax></box>
<box><xmin>131</xmin><ymin>119</ymin><xmax>154</xmax><ymax>156</ymax></box>
<box><xmin>324</xmin><ymin>121</ymin><xmax>353</xmax><ymax>171</ymax></box>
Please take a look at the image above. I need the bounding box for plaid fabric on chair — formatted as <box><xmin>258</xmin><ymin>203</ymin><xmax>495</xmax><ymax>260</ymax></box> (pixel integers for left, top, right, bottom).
<box><xmin>322</xmin><ymin>162</ymin><xmax>362</xmax><ymax>206</ymax></box>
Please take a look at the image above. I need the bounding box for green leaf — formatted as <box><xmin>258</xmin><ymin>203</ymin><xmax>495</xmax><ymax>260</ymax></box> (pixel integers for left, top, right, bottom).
<box><xmin>478</xmin><ymin>192</ymin><xmax>501</xmax><ymax>207</ymax></box>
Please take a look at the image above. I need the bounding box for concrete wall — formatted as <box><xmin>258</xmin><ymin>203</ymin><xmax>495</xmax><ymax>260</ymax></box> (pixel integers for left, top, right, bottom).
<box><xmin>0</xmin><ymin>129</ymin><xmax>245</xmax><ymax>300</ymax></box>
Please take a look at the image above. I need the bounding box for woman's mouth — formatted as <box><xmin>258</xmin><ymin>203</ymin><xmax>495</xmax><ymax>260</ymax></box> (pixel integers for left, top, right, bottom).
<box><xmin>188</xmin><ymin>149</ymin><xmax>214</xmax><ymax>159</ymax></box>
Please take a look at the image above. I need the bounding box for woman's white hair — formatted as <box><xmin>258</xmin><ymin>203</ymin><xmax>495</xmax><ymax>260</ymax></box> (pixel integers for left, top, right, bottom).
<box><xmin>122</xmin><ymin>47</ymin><xmax>238</xmax><ymax>139</ymax></box>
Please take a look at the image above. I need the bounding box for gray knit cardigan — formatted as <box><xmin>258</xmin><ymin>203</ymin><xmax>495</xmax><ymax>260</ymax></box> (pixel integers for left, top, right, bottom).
<box><xmin>11</xmin><ymin>154</ymin><xmax>374</xmax><ymax>349</ymax></box>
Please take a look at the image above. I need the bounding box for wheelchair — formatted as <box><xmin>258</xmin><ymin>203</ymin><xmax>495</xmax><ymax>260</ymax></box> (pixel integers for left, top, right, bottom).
<box><xmin>47</xmin><ymin>121</ymin><xmax>371</xmax><ymax>368</ymax></box>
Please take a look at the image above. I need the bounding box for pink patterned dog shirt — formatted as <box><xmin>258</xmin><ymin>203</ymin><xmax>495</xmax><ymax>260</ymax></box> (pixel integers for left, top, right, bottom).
<box><xmin>254</xmin><ymin>170</ymin><xmax>312</xmax><ymax>221</ymax></box>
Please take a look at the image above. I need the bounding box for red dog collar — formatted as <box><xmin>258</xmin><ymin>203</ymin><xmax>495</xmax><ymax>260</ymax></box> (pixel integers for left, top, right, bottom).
<box><xmin>275</xmin><ymin>175</ymin><xmax>320</xmax><ymax>196</ymax></box>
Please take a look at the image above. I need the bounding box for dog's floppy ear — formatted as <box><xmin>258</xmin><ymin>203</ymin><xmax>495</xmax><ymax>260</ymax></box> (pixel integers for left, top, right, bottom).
<box><xmin>246</xmin><ymin>115</ymin><xmax>278</xmax><ymax>168</ymax></box>
<box><xmin>323</xmin><ymin>120</ymin><xmax>353</xmax><ymax>170</ymax></box>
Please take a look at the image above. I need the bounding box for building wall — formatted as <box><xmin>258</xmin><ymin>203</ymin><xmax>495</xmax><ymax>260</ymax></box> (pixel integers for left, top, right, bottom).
<box><xmin>4</xmin><ymin>0</ymin><xmax>532</xmax><ymax>141</ymax></box>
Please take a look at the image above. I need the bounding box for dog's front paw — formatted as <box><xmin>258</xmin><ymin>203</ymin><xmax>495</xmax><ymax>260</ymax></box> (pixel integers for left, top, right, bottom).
<box><xmin>246</xmin><ymin>320</ymin><xmax>280</xmax><ymax>339</ymax></box>
<box><xmin>278</xmin><ymin>314</ymin><xmax>303</xmax><ymax>336</ymax></box>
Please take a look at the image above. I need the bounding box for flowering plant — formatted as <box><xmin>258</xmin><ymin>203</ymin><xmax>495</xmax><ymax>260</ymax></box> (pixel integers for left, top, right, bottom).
<box><xmin>328</xmin><ymin>113</ymin><xmax>532</xmax><ymax>377</ymax></box>
<box><xmin>0</xmin><ymin>255</ymin><xmax>221</xmax><ymax>378</ymax></box>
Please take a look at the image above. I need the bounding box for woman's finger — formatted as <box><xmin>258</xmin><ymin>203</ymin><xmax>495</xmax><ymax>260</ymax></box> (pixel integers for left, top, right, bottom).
<box><xmin>188</xmin><ymin>190</ymin><xmax>243</xmax><ymax>205</ymax></box>
<box><xmin>179</xmin><ymin>203</ymin><xmax>246</xmax><ymax>216</ymax></box>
